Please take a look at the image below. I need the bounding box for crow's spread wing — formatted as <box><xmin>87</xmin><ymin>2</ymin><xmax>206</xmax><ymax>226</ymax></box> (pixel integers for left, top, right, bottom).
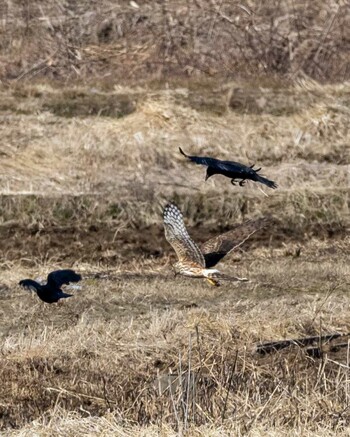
<box><xmin>216</xmin><ymin>160</ymin><xmax>263</xmax><ymax>177</ymax></box>
<box><xmin>19</xmin><ymin>279</ymin><xmax>41</xmax><ymax>292</ymax></box>
<box><xmin>47</xmin><ymin>270</ymin><xmax>82</xmax><ymax>288</ymax></box>
<box><xmin>179</xmin><ymin>147</ymin><xmax>222</xmax><ymax>168</ymax></box>
<box><xmin>180</xmin><ymin>148</ymin><xmax>255</xmax><ymax>174</ymax></box>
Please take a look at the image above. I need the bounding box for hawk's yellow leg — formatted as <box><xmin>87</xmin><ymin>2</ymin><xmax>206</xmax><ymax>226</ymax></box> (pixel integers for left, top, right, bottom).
<box><xmin>206</xmin><ymin>278</ymin><xmax>220</xmax><ymax>287</ymax></box>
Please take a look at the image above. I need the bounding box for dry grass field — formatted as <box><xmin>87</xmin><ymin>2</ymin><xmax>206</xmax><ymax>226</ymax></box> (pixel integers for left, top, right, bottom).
<box><xmin>1</xmin><ymin>2</ymin><xmax>349</xmax><ymax>435</ymax></box>
<box><xmin>0</xmin><ymin>77</ymin><xmax>348</xmax><ymax>437</ymax></box>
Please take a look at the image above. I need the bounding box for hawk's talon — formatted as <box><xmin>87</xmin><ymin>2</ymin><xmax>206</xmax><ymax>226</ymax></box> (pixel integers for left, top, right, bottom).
<box><xmin>239</xmin><ymin>180</ymin><xmax>246</xmax><ymax>187</ymax></box>
<box><xmin>206</xmin><ymin>278</ymin><xmax>220</xmax><ymax>287</ymax></box>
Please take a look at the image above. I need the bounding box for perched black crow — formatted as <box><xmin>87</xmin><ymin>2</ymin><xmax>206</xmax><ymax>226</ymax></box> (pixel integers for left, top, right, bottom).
<box><xmin>179</xmin><ymin>148</ymin><xmax>277</xmax><ymax>189</ymax></box>
<box><xmin>19</xmin><ymin>269</ymin><xmax>82</xmax><ymax>304</ymax></box>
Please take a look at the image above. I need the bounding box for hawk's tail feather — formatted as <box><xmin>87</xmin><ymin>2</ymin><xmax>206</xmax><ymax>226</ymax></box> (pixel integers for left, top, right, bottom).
<box><xmin>213</xmin><ymin>272</ymin><xmax>249</xmax><ymax>282</ymax></box>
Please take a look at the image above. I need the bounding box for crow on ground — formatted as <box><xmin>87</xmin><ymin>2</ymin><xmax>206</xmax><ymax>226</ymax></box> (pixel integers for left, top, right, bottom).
<box><xmin>179</xmin><ymin>148</ymin><xmax>277</xmax><ymax>189</ymax></box>
<box><xmin>19</xmin><ymin>269</ymin><xmax>82</xmax><ymax>303</ymax></box>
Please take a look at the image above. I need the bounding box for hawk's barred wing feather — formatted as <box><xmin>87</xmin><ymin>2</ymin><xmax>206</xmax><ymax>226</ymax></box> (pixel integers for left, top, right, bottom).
<box><xmin>163</xmin><ymin>203</ymin><xmax>205</xmax><ymax>267</ymax></box>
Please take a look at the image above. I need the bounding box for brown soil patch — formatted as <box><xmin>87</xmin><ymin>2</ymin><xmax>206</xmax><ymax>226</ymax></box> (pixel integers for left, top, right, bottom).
<box><xmin>0</xmin><ymin>218</ymin><xmax>347</xmax><ymax>266</ymax></box>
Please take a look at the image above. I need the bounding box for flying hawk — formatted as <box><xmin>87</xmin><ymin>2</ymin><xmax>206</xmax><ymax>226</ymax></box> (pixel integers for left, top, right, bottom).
<box><xmin>163</xmin><ymin>203</ymin><xmax>267</xmax><ymax>286</ymax></box>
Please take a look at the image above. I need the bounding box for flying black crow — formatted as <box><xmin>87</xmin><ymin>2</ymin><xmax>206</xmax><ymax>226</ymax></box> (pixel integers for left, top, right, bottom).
<box><xmin>179</xmin><ymin>148</ymin><xmax>277</xmax><ymax>189</ymax></box>
<box><xmin>19</xmin><ymin>269</ymin><xmax>82</xmax><ymax>304</ymax></box>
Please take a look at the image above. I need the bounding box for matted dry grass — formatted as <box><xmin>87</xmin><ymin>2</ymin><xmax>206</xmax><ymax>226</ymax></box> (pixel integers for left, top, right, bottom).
<box><xmin>0</xmin><ymin>80</ymin><xmax>349</xmax><ymax>435</ymax></box>
<box><xmin>1</xmin><ymin>241</ymin><xmax>350</xmax><ymax>435</ymax></box>
<box><xmin>0</xmin><ymin>80</ymin><xmax>349</xmax><ymax>195</ymax></box>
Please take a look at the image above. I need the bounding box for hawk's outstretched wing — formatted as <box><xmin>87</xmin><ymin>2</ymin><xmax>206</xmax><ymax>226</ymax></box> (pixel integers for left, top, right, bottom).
<box><xmin>163</xmin><ymin>203</ymin><xmax>205</xmax><ymax>267</ymax></box>
<box><xmin>201</xmin><ymin>217</ymin><xmax>269</xmax><ymax>268</ymax></box>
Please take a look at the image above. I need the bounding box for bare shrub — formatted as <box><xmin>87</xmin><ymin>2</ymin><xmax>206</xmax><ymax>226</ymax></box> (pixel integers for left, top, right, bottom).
<box><xmin>0</xmin><ymin>0</ymin><xmax>349</xmax><ymax>82</ymax></box>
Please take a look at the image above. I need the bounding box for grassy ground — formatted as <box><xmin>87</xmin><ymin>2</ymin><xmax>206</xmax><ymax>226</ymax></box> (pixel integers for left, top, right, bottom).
<box><xmin>0</xmin><ymin>80</ymin><xmax>349</xmax><ymax>436</ymax></box>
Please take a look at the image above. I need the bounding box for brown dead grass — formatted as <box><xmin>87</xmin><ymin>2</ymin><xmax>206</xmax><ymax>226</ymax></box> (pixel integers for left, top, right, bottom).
<box><xmin>0</xmin><ymin>80</ymin><xmax>349</xmax><ymax>194</ymax></box>
<box><xmin>0</xmin><ymin>80</ymin><xmax>349</xmax><ymax>435</ymax></box>
<box><xmin>0</xmin><ymin>242</ymin><xmax>350</xmax><ymax>434</ymax></box>
<box><xmin>0</xmin><ymin>0</ymin><xmax>349</xmax><ymax>82</ymax></box>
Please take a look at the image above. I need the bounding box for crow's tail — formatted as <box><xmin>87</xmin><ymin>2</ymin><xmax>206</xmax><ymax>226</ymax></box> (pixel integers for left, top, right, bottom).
<box><xmin>255</xmin><ymin>174</ymin><xmax>277</xmax><ymax>189</ymax></box>
<box><xmin>59</xmin><ymin>292</ymin><xmax>73</xmax><ymax>299</ymax></box>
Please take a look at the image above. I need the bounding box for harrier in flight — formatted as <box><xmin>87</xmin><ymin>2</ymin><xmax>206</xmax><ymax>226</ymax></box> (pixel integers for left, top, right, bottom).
<box><xmin>179</xmin><ymin>148</ymin><xmax>277</xmax><ymax>189</ymax></box>
<box><xmin>163</xmin><ymin>203</ymin><xmax>266</xmax><ymax>286</ymax></box>
<box><xmin>19</xmin><ymin>269</ymin><xmax>82</xmax><ymax>303</ymax></box>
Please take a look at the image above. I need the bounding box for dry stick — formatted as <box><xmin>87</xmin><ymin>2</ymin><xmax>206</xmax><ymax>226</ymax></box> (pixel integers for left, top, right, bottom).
<box><xmin>195</xmin><ymin>325</ymin><xmax>203</xmax><ymax>424</ymax></box>
<box><xmin>311</xmin><ymin>282</ymin><xmax>343</xmax><ymax>324</ymax></box>
<box><xmin>221</xmin><ymin>349</ymin><xmax>238</xmax><ymax>424</ymax></box>
<box><xmin>177</xmin><ymin>351</ymin><xmax>183</xmax><ymax>433</ymax></box>
<box><xmin>292</xmin><ymin>4</ymin><xmax>340</xmax><ymax>79</ymax></box>
<box><xmin>347</xmin><ymin>339</ymin><xmax>350</xmax><ymax>406</ymax></box>
<box><xmin>255</xmin><ymin>332</ymin><xmax>350</xmax><ymax>355</ymax></box>
<box><xmin>184</xmin><ymin>334</ymin><xmax>192</xmax><ymax>433</ymax></box>
<box><xmin>169</xmin><ymin>372</ymin><xmax>180</xmax><ymax>433</ymax></box>
<box><xmin>315</xmin><ymin>350</ymin><xmax>328</xmax><ymax>391</ymax></box>
<box><xmin>47</xmin><ymin>389</ymin><xmax>63</xmax><ymax>427</ymax></box>
<box><xmin>102</xmin><ymin>376</ymin><xmax>113</xmax><ymax>410</ymax></box>
<box><xmin>246</xmin><ymin>382</ymin><xmax>283</xmax><ymax>431</ymax></box>
<box><xmin>257</xmin><ymin>184</ymin><xmax>269</xmax><ymax>197</ymax></box>
<box><xmin>305</xmin><ymin>342</ymin><xmax>350</xmax><ymax>359</ymax></box>
<box><xmin>15</xmin><ymin>51</ymin><xmax>58</xmax><ymax>81</ymax></box>
<box><xmin>208</xmin><ymin>0</ymin><xmax>224</xmax><ymax>41</ymax></box>
<box><xmin>312</xmin><ymin>4</ymin><xmax>340</xmax><ymax>66</ymax></box>
<box><xmin>46</xmin><ymin>386</ymin><xmax>118</xmax><ymax>405</ymax></box>
<box><xmin>327</xmin><ymin>357</ymin><xmax>350</xmax><ymax>370</ymax></box>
